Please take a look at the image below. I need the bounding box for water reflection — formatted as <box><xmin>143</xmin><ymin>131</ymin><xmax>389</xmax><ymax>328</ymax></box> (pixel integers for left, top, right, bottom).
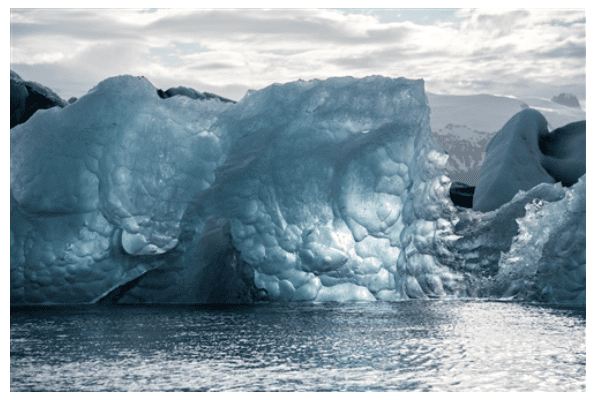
<box><xmin>11</xmin><ymin>301</ymin><xmax>585</xmax><ymax>391</ymax></box>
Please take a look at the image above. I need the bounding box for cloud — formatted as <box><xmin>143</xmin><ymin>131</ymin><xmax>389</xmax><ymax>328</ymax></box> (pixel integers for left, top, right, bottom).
<box><xmin>10</xmin><ymin>8</ymin><xmax>585</xmax><ymax>104</ymax></box>
<box><xmin>537</xmin><ymin>41</ymin><xmax>586</xmax><ymax>59</ymax></box>
<box><xmin>462</xmin><ymin>9</ymin><xmax>531</xmax><ymax>37</ymax></box>
<box><xmin>142</xmin><ymin>9</ymin><xmax>410</xmax><ymax>45</ymax></box>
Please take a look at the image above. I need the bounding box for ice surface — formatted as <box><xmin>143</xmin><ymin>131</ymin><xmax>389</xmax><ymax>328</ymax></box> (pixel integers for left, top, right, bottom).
<box><xmin>500</xmin><ymin>177</ymin><xmax>586</xmax><ymax>304</ymax></box>
<box><xmin>11</xmin><ymin>75</ymin><xmax>236</xmax><ymax>303</ymax></box>
<box><xmin>10</xmin><ymin>75</ymin><xmax>586</xmax><ymax>305</ymax></box>
<box><xmin>12</xmin><ymin>76</ymin><xmax>233</xmax><ymax>254</ymax></box>
<box><xmin>457</xmin><ymin>176</ymin><xmax>586</xmax><ymax>304</ymax></box>
<box><xmin>190</xmin><ymin>76</ymin><xmax>461</xmax><ymax>302</ymax></box>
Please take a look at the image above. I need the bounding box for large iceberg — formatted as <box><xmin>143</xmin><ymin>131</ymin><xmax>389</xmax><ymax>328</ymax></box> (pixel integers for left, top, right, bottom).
<box><xmin>10</xmin><ymin>75</ymin><xmax>586</xmax><ymax>305</ymax></box>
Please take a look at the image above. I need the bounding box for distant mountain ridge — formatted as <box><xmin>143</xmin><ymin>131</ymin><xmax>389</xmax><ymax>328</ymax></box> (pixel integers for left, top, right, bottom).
<box><xmin>431</xmin><ymin>124</ymin><xmax>491</xmax><ymax>185</ymax></box>
<box><xmin>428</xmin><ymin>92</ymin><xmax>586</xmax><ymax>186</ymax></box>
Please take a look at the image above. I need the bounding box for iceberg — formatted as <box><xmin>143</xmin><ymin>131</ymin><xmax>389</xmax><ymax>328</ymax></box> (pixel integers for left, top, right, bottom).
<box><xmin>473</xmin><ymin>109</ymin><xmax>555</xmax><ymax>212</ymax></box>
<box><xmin>429</xmin><ymin>92</ymin><xmax>586</xmax><ymax>187</ymax></box>
<box><xmin>473</xmin><ymin>109</ymin><xmax>585</xmax><ymax>212</ymax></box>
<box><xmin>11</xmin><ymin>75</ymin><xmax>237</xmax><ymax>303</ymax></box>
<box><xmin>10</xmin><ymin>74</ymin><xmax>586</xmax><ymax>305</ymax></box>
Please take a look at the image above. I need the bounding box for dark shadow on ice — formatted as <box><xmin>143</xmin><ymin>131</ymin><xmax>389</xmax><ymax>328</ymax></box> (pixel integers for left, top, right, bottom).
<box><xmin>539</xmin><ymin>120</ymin><xmax>586</xmax><ymax>187</ymax></box>
<box><xmin>157</xmin><ymin>86</ymin><xmax>236</xmax><ymax>103</ymax></box>
<box><xmin>449</xmin><ymin>181</ymin><xmax>474</xmax><ymax>208</ymax></box>
<box><xmin>10</xmin><ymin>70</ymin><xmax>68</xmax><ymax>128</ymax></box>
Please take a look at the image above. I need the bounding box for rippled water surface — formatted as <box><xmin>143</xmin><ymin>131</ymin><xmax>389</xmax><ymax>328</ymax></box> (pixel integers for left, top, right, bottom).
<box><xmin>11</xmin><ymin>301</ymin><xmax>585</xmax><ymax>391</ymax></box>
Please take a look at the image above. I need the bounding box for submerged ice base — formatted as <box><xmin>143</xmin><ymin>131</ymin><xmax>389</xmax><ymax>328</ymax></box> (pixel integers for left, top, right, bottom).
<box><xmin>10</xmin><ymin>75</ymin><xmax>586</xmax><ymax>305</ymax></box>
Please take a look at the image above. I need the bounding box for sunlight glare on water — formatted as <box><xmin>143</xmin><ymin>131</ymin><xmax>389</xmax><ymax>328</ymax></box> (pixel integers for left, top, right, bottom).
<box><xmin>10</xmin><ymin>301</ymin><xmax>585</xmax><ymax>391</ymax></box>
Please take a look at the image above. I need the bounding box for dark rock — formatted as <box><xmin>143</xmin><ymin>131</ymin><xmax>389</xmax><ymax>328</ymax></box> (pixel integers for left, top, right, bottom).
<box><xmin>551</xmin><ymin>93</ymin><xmax>581</xmax><ymax>109</ymax></box>
<box><xmin>68</xmin><ymin>97</ymin><xmax>77</xmax><ymax>104</ymax></box>
<box><xmin>449</xmin><ymin>181</ymin><xmax>475</xmax><ymax>208</ymax></box>
<box><xmin>10</xmin><ymin>70</ymin><xmax>68</xmax><ymax>128</ymax></box>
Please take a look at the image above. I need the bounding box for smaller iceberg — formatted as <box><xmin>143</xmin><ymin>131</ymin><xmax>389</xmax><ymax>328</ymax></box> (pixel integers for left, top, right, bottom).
<box><xmin>473</xmin><ymin>109</ymin><xmax>585</xmax><ymax>212</ymax></box>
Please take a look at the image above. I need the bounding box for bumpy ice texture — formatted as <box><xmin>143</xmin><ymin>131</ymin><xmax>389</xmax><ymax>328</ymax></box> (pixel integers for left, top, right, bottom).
<box><xmin>10</xmin><ymin>75</ymin><xmax>586</xmax><ymax>305</ymax></box>
<box><xmin>446</xmin><ymin>177</ymin><xmax>585</xmax><ymax>304</ymax></box>
<box><xmin>193</xmin><ymin>77</ymin><xmax>461</xmax><ymax>302</ymax></box>
<box><xmin>498</xmin><ymin>177</ymin><xmax>586</xmax><ymax>304</ymax></box>
<box><xmin>11</xmin><ymin>76</ymin><xmax>236</xmax><ymax>303</ymax></box>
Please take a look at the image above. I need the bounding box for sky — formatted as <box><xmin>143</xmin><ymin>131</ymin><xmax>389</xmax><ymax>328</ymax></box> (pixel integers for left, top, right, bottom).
<box><xmin>9</xmin><ymin>3</ymin><xmax>588</xmax><ymax>109</ymax></box>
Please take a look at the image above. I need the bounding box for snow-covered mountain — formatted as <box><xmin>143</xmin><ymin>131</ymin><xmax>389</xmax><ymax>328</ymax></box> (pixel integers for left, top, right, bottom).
<box><xmin>428</xmin><ymin>93</ymin><xmax>586</xmax><ymax>186</ymax></box>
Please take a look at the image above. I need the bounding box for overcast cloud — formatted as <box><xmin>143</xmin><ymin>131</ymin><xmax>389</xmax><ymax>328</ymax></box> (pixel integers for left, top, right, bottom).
<box><xmin>10</xmin><ymin>7</ymin><xmax>586</xmax><ymax>107</ymax></box>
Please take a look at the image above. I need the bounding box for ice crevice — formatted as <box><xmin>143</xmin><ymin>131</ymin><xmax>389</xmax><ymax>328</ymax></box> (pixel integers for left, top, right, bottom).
<box><xmin>10</xmin><ymin>75</ymin><xmax>586</xmax><ymax>305</ymax></box>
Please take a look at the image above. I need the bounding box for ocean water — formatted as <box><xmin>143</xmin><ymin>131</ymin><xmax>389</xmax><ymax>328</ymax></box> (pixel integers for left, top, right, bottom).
<box><xmin>10</xmin><ymin>300</ymin><xmax>585</xmax><ymax>391</ymax></box>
